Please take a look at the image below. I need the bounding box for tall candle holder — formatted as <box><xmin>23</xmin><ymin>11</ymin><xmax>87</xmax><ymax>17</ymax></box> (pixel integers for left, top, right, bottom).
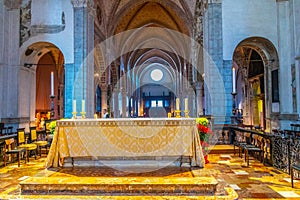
<box><xmin>184</xmin><ymin>110</ymin><xmax>189</xmax><ymax>118</ymax></box>
<box><xmin>50</xmin><ymin>95</ymin><xmax>55</xmax><ymax>118</ymax></box>
<box><xmin>231</xmin><ymin>92</ymin><xmax>237</xmax><ymax>124</ymax></box>
<box><xmin>175</xmin><ymin>110</ymin><xmax>181</xmax><ymax>118</ymax></box>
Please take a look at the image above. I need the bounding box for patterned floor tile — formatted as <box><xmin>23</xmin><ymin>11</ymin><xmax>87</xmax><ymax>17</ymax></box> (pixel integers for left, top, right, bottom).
<box><xmin>277</xmin><ymin>191</ymin><xmax>300</xmax><ymax>198</ymax></box>
<box><xmin>229</xmin><ymin>184</ymin><xmax>241</xmax><ymax>190</ymax></box>
<box><xmin>0</xmin><ymin>145</ymin><xmax>299</xmax><ymax>199</ymax></box>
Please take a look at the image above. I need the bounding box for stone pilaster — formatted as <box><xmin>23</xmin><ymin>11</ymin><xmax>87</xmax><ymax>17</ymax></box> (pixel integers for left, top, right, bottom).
<box><xmin>64</xmin><ymin>63</ymin><xmax>75</xmax><ymax>118</ymax></box>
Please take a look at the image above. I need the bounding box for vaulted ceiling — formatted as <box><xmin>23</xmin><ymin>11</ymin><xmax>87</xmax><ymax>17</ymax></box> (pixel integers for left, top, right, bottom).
<box><xmin>94</xmin><ymin>0</ymin><xmax>195</xmax><ymax>87</ymax></box>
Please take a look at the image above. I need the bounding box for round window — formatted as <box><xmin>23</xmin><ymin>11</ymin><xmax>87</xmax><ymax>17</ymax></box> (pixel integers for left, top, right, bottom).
<box><xmin>150</xmin><ymin>69</ymin><xmax>163</xmax><ymax>81</ymax></box>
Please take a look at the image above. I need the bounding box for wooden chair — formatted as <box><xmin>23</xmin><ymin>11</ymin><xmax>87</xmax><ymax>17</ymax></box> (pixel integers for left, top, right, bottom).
<box><xmin>233</xmin><ymin>131</ymin><xmax>247</xmax><ymax>157</ymax></box>
<box><xmin>243</xmin><ymin>133</ymin><xmax>264</xmax><ymax>166</ymax></box>
<box><xmin>291</xmin><ymin>162</ymin><xmax>300</xmax><ymax>188</ymax></box>
<box><xmin>17</xmin><ymin>128</ymin><xmax>37</xmax><ymax>162</ymax></box>
<box><xmin>3</xmin><ymin>138</ymin><xmax>26</xmax><ymax>167</ymax></box>
<box><xmin>29</xmin><ymin>126</ymin><xmax>48</xmax><ymax>157</ymax></box>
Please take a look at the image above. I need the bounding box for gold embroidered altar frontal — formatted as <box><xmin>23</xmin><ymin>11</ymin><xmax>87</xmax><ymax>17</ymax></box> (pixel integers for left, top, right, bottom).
<box><xmin>45</xmin><ymin>118</ymin><xmax>204</xmax><ymax>168</ymax></box>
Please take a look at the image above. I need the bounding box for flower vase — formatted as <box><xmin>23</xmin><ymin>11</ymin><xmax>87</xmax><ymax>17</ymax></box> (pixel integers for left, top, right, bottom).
<box><xmin>200</xmin><ymin>140</ymin><xmax>210</xmax><ymax>164</ymax></box>
<box><xmin>204</xmin><ymin>155</ymin><xmax>209</xmax><ymax>164</ymax></box>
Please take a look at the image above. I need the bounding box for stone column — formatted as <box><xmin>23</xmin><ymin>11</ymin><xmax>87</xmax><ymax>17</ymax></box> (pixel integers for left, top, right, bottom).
<box><xmin>100</xmin><ymin>84</ymin><xmax>107</xmax><ymax>116</ymax></box>
<box><xmin>112</xmin><ymin>88</ymin><xmax>119</xmax><ymax>118</ymax></box>
<box><xmin>195</xmin><ymin>82</ymin><xmax>203</xmax><ymax>117</ymax></box>
<box><xmin>277</xmin><ymin>0</ymin><xmax>293</xmax><ymax>114</ymax></box>
<box><xmin>204</xmin><ymin>1</ymin><xmax>227</xmax><ymax>123</ymax></box>
<box><xmin>71</xmin><ymin>0</ymin><xmax>94</xmax><ymax>117</ymax></box>
<box><xmin>121</xmin><ymin>88</ymin><xmax>127</xmax><ymax>117</ymax></box>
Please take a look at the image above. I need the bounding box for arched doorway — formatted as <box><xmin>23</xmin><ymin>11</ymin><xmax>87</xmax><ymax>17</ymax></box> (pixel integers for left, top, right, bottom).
<box><xmin>22</xmin><ymin>42</ymin><xmax>64</xmax><ymax>128</ymax></box>
<box><xmin>233</xmin><ymin>37</ymin><xmax>279</xmax><ymax>131</ymax></box>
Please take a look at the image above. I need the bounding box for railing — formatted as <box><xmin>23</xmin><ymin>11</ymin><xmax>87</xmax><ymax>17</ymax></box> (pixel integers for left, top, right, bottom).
<box><xmin>272</xmin><ymin>134</ymin><xmax>300</xmax><ymax>178</ymax></box>
<box><xmin>228</xmin><ymin>126</ymin><xmax>273</xmax><ymax>165</ymax></box>
<box><xmin>217</xmin><ymin>125</ymin><xmax>300</xmax><ymax>179</ymax></box>
<box><xmin>213</xmin><ymin>125</ymin><xmax>232</xmax><ymax>144</ymax></box>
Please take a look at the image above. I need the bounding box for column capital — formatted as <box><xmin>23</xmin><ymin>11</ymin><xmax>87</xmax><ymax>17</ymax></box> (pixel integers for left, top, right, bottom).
<box><xmin>71</xmin><ymin>0</ymin><xmax>93</xmax><ymax>8</ymax></box>
<box><xmin>71</xmin><ymin>0</ymin><xmax>95</xmax><ymax>16</ymax></box>
<box><xmin>4</xmin><ymin>0</ymin><xmax>22</xmax><ymax>10</ymax></box>
<box><xmin>208</xmin><ymin>0</ymin><xmax>222</xmax><ymax>4</ymax></box>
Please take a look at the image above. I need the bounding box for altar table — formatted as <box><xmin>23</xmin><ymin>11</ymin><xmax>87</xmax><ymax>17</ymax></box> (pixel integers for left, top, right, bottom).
<box><xmin>45</xmin><ymin>118</ymin><xmax>204</xmax><ymax>168</ymax></box>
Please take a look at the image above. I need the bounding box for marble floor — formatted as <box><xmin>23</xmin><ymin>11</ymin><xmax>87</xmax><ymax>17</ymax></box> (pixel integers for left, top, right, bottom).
<box><xmin>0</xmin><ymin>145</ymin><xmax>300</xmax><ymax>199</ymax></box>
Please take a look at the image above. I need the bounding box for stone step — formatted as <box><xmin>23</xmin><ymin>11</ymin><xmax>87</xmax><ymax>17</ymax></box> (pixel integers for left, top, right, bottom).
<box><xmin>208</xmin><ymin>145</ymin><xmax>235</xmax><ymax>154</ymax></box>
<box><xmin>20</xmin><ymin>176</ymin><xmax>218</xmax><ymax>196</ymax></box>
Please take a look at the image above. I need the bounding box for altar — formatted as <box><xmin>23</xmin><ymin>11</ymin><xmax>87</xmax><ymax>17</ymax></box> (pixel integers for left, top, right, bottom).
<box><xmin>45</xmin><ymin>118</ymin><xmax>204</xmax><ymax>168</ymax></box>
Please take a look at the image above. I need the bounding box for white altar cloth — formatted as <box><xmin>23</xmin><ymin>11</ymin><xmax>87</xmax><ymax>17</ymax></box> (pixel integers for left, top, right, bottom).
<box><xmin>45</xmin><ymin>118</ymin><xmax>204</xmax><ymax>168</ymax></box>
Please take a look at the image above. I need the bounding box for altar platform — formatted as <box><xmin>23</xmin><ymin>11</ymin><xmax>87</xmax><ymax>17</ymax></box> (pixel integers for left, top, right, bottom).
<box><xmin>46</xmin><ymin>118</ymin><xmax>204</xmax><ymax>168</ymax></box>
<box><xmin>2</xmin><ymin>146</ymin><xmax>300</xmax><ymax>199</ymax></box>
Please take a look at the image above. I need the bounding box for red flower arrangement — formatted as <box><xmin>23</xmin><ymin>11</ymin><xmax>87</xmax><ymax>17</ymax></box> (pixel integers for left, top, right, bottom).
<box><xmin>196</xmin><ymin>118</ymin><xmax>213</xmax><ymax>164</ymax></box>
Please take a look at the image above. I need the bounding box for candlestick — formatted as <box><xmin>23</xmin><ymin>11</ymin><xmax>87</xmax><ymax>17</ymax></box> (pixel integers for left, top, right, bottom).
<box><xmin>50</xmin><ymin>96</ymin><xmax>55</xmax><ymax>118</ymax></box>
<box><xmin>80</xmin><ymin>111</ymin><xmax>86</xmax><ymax>119</ymax></box>
<box><xmin>72</xmin><ymin>112</ymin><xmax>77</xmax><ymax>119</ymax></box>
<box><xmin>168</xmin><ymin>112</ymin><xmax>171</xmax><ymax>118</ymax></box>
<box><xmin>175</xmin><ymin>110</ymin><xmax>181</xmax><ymax>118</ymax></box>
<box><xmin>50</xmin><ymin>71</ymin><xmax>54</xmax><ymax>97</ymax></box>
<box><xmin>176</xmin><ymin>98</ymin><xmax>180</xmax><ymax>110</ymax></box>
<box><xmin>184</xmin><ymin>110</ymin><xmax>189</xmax><ymax>118</ymax></box>
<box><xmin>82</xmin><ymin>99</ymin><xmax>85</xmax><ymax>112</ymax></box>
<box><xmin>72</xmin><ymin>100</ymin><xmax>76</xmax><ymax>113</ymax></box>
<box><xmin>232</xmin><ymin>68</ymin><xmax>236</xmax><ymax>94</ymax></box>
<box><xmin>184</xmin><ymin>98</ymin><xmax>188</xmax><ymax>111</ymax></box>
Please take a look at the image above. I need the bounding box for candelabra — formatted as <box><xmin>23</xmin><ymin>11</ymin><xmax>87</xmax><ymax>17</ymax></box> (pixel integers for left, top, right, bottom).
<box><xmin>231</xmin><ymin>92</ymin><xmax>243</xmax><ymax>124</ymax></box>
<box><xmin>231</xmin><ymin>92</ymin><xmax>237</xmax><ymax>115</ymax></box>
<box><xmin>50</xmin><ymin>95</ymin><xmax>55</xmax><ymax>118</ymax></box>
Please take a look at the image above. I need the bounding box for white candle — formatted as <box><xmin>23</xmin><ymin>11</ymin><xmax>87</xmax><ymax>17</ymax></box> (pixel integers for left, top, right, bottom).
<box><xmin>176</xmin><ymin>98</ymin><xmax>180</xmax><ymax>110</ymax></box>
<box><xmin>184</xmin><ymin>98</ymin><xmax>188</xmax><ymax>111</ymax></box>
<box><xmin>82</xmin><ymin>99</ymin><xmax>85</xmax><ymax>112</ymax></box>
<box><xmin>50</xmin><ymin>71</ymin><xmax>54</xmax><ymax>96</ymax></box>
<box><xmin>73</xmin><ymin>100</ymin><xmax>76</xmax><ymax>113</ymax></box>
<box><xmin>232</xmin><ymin>68</ymin><xmax>236</xmax><ymax>93</ymax></box>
